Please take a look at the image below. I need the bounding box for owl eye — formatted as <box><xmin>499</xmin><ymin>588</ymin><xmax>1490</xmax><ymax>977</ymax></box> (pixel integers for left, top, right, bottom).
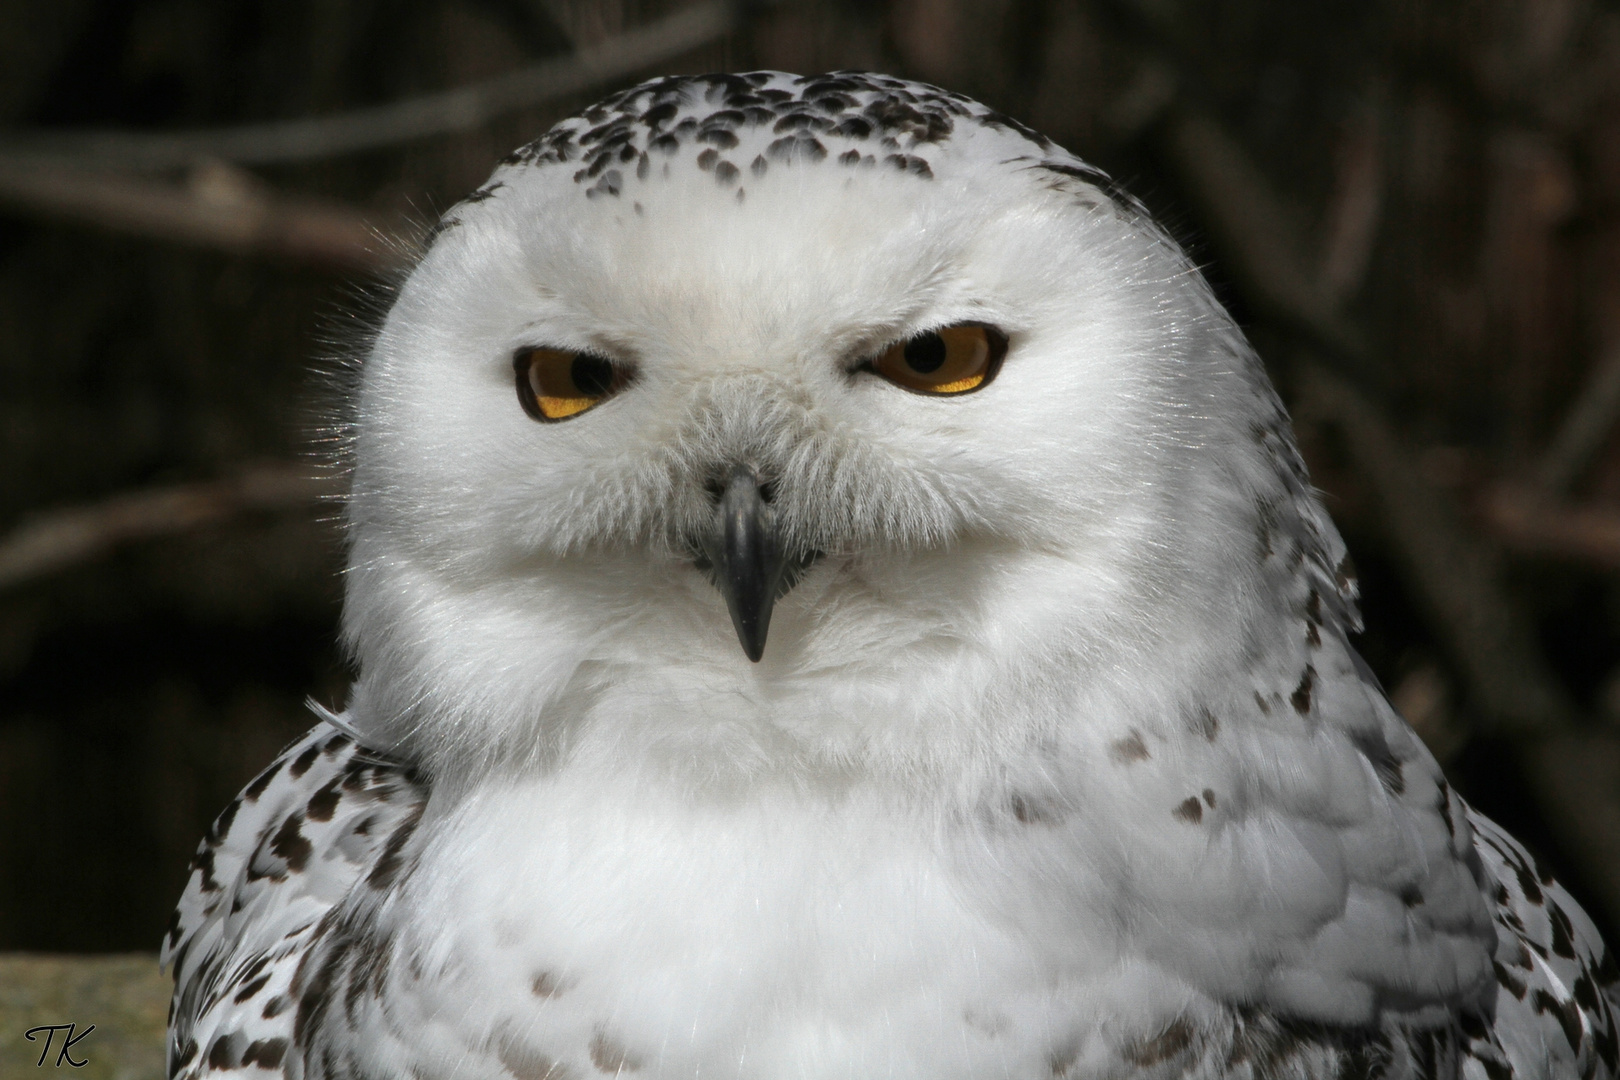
<box><xmin>513</xmin><ymin>347</ymin><xmax>628</xmax><ymax>422</ymax></box>
<box><xmin>866</xmin><ymin>324</ymin><xmax>1008</xmax><ymax>396</ymax></box>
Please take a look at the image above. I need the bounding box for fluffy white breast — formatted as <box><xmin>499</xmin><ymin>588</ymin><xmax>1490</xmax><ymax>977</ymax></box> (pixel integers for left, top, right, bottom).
<box><xmin>223</xmin><ymin>70</ymin><xmax>1577</xmax><ymax>1079</ymax></box>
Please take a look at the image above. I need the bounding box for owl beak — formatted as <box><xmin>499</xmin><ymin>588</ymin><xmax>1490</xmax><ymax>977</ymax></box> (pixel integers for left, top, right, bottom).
<box><xmin>701</xmin><ymin>468</ymin><xmax>791</xmax><ymax>663</ymax></box>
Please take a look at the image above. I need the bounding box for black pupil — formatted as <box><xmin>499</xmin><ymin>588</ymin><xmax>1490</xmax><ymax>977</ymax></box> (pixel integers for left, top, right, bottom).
<box><xmin>570</xmin><ymin>355</ymin><xmax>614</xmax><ymax>396</ymax></box>
<box><xmin>903</xmin><ymin>333</ymin><xmax>947</xmax><ymax>374</ymax></box>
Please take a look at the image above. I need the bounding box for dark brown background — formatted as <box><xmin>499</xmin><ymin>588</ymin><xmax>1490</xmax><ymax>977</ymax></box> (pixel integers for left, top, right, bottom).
<box><xmin>4</xmin><ymin>0</ymin><xmax>1620</xmax><ymax>956</ymax></box>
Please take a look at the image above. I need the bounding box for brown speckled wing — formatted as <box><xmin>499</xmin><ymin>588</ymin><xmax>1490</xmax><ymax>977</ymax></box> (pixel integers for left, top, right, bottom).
<box><xmin>1464</xmin><ymin>808</ymin><xmax>1620</xmax><ymax>1080</ymax></box>
<box><xmin>162</xmin><ymin>723</ymin><xmax>427</xmax><ymax>1078</ymax></box>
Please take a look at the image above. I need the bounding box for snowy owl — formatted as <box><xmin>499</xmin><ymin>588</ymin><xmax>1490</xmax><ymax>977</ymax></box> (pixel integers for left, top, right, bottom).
<box><xmin>165</xmin><ymin>72</ymin><xmax>1619</xmax><ymax>1080</ymax></box>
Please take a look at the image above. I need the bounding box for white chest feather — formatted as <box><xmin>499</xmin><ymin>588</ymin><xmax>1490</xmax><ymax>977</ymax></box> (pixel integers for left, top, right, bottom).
<box><xmin>370</xmin><ymin>776</ymin><xmax>1194</xmax><ymax>1080</ymax></box>
<box><xmin>163</xmin><ymin>68</ymin><xmax>1620</xmax><ymax>1080</ymax></box>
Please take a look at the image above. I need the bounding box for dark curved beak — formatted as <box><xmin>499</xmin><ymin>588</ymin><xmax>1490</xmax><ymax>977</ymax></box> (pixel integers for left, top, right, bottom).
<box><xmin>700</xmin><ymin>469</ymin><xmax>793</xmax><ymax>662</ymax></box>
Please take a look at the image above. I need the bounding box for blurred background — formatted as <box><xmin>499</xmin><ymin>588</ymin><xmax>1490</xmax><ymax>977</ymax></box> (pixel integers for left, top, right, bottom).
<box><xmin>2</xmin><ymin>0</ymin><xmax>1620</xmax><ymax>963</ymax></box>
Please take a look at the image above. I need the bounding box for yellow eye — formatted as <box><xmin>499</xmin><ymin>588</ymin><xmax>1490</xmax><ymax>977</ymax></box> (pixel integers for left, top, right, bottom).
<box><xmin>867</xmin><ymin>324</ymin><xmax>1008</xmax><ymax>395</ymax></box>
<box><xmin>513</xmin><ymin>348</ymin><xmax>627</xmax><ymax>422</ymax></box>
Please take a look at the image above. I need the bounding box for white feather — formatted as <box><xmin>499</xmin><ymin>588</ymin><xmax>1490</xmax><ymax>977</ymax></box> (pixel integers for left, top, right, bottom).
<box><xmin>167</xmin><ymin>72</ymin><xmax>1620</xmax><ymax>1080</ymax></box>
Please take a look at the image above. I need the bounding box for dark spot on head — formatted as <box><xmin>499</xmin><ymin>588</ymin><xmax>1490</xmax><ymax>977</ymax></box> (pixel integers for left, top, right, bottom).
<box><xmin>697</xmin><ymin>128</ymin><xmax>738</xmax><ymax>149</ymax></box>
<box><xmin>1202</xmin><ymin>789</ymin><xmax>1217</xmax><ymax>809</ymax></box>
<box><xmin>1173</xmin><ymin>797</ymin><xmax>1203</xmax><ymax>824</ymax></box>
<box><xmin>882</xmin><ymin>153</ymin><xmax>933</xmax><ymax>178</ymax></box>
<box><xmin>765</xmin><ymin>135</ymin><xmax>827</xmax><ymax>163</ymax></box>
<box><xmin>773</xmin><ymin>111</ymin><xmax>831</xmax><ymax>133</ymax></box>
<box><xmin>532</xmin><ymin>971</ymin><xmax>564</xmax><ymax>998</ymax></box>
<box><xmin>423</xmin><ymin>217</ymin><xmax>461</xmax><ymax>245</ymax></box>
<box><xmin>579</xmin><ymin>120</ymin><xmax>629</xmax><ymax>146</ymax></box>
<box><xmin>641</xmin><ymin>102</ymin><xmax>679</xmax><ymax>128</ymax></box>
<box><xmin>810</xmin><ymin>93</ymin><xmax>856</xmax><ymax>113</ymax></box>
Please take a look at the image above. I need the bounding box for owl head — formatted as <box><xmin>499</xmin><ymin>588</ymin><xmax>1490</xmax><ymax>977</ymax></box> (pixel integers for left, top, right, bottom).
<box><xmin>340</xmin><ymin>72</ymin><xmax>1347</xmax><ymax>788</ymax></box>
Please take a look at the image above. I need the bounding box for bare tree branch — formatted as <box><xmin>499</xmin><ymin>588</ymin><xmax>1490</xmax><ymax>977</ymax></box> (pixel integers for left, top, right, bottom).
<box><xmin>1317</xmin><ymin>106</ymin><xmax>1383</xmax><ymax>307</ymax></box>
<box><xmin>0</xmin><ymin>157</ymin><xmax>401</xmax><ymax>271</ymax></box>
<box><xmin>0</xmin><ymin>1</ymin><xmax>735</xmax><ymax>171</ymax></box>
<box><xmin>1480</xmin><ymin>486</ymin><xmax>1620</xmax><ymax>570</ymax></box>
<box><xmin>1536</xmin><ymin>344</ymin><xmax>1620</xmax><ymax>497</ymax></box>
<box><xmin>0</xmin><ymin>464</ymin><xmax>337</xmax><ymax>592</ymax></box>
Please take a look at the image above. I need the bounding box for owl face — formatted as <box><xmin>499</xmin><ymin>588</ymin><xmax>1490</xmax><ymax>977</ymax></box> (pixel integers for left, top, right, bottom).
<box><xmin>342</xmin><ymin>74</ymin><xmax>1284</xmax><ymax>777</ymax></box>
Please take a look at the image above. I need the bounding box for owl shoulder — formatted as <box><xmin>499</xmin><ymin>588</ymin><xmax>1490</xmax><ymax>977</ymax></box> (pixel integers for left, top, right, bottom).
<box><xmin>163</xmin><ymin>721</ymin><xmax>427</xmax><ymax>1077</ymax></box>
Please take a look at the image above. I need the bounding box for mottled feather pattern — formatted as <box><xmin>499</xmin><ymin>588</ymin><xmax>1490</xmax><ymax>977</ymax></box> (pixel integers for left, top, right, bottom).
<box><xmin>165</xmin><ymin>70</ymin><xmax>1620</xmax><ymax>1078</ymax></box>
<box><xmin>1464</xmin><ymin>810</ymin><xmax>1620</xmax><ymax>1080</ymax></box>
<box><xmin>165</xmin><ymin>724</ymin><xmax>1620</xmax><ymax>1080</ymax></box>
<box><xmin>164</xmin><ymin>722</ymin><xmax>426</xmax><ymax>1078</ymax></box>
